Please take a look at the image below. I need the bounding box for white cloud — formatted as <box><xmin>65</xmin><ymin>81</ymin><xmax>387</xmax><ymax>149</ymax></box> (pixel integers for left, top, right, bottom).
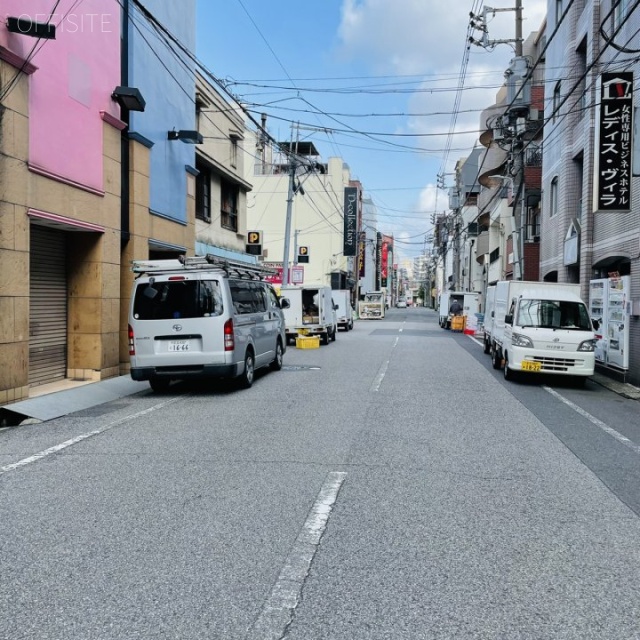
<box><xmin>338</xmin><ymin>1</ymin><xmax>546</xmax><ymax>75</ymax></box>
<box><xmin>335</xmin><ymin>0</ymin><xmax>547</xmax><ymax>260</ymax></box>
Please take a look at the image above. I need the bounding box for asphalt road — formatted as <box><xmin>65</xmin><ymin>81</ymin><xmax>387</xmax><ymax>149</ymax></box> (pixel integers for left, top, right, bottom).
<box><xmin>2</xmin><ymin>307</ymin><xmax>640</xmax><ymax>639</ymax></box>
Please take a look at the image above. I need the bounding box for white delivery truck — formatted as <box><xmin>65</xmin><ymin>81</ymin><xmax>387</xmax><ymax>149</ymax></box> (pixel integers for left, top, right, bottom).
<box><xmin>490</xmin><ymin>281</ymin><xmax>596</xmax><ymax>384</ymax></box>
<box><xmin>483</xmin><ymin>285</ymin><xmax>497</xmax><ymax>354</ymax></box>
<box><xmin>333</xmin><ymin>289</ymin><xmax>354</xmax><ymax>331</ymax></box>
<box><xmin>280</xmin><ymin>285</ymin><xmax>337</xmax><ymax>345</ymax></box>
<box><xmin>438</xmin><ymin>291</ymin><xmax>480</xmax><ymax>330</ymax></box>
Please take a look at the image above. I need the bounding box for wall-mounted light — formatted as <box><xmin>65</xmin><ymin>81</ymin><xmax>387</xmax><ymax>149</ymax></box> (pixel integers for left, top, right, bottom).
<box><xmin>112</xmin><ymin>86</ymin><xmax>146</xmax><ymax>112</ymax></box>
<box><xmin>168</xmin><ymin>129</ymin><xmax>203</xmax><ymax>144</ymax></box>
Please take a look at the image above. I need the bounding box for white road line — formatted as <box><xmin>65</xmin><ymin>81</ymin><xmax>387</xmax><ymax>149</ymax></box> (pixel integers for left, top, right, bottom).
<box><xmin>0</xmin><ymin>396</ymin><xmax>185</xmax><ymax>476</ymax></box>
<box><xmin>370</xmin><ymin>361</ymin><xmax>389</xmax><ymax>392</ymax></box>
<box><xmin>369</xmin><ymin>336</ymin><xmax>399</xmax><ymax>393</ymax></box>
<box><xmin>544</xmin><ymin>386</ymin><xmax>640</xmax><ymax>455</ymax></box>
<box><xmin>246</xmin><ymin>471</ymin><xmax>347</xmax><ymax>640</ymax></box>
<box><xmin>470</xmin><ymin>336</ymin><xmax>640</xmax><ymax>455</ymax></box>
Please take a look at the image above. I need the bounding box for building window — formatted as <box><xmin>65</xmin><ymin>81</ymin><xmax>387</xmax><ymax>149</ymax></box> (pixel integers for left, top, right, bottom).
<box><xmin>555</xmin><ymin>0</ymin><xmax>563</xmax><ymax>24</ymax></box>
<box><xmin>195</xmin><ymin>161</ymin><xmax>211</xmax><ymax>223</ymax></box>
<box><xmin>553</xmin><ymin>81</ymin><xmax>561</xmax><ymax>122</ymax></box>
<box><xmin>230</xmin><ymin>136</ymin><xmax>239</xmax><ymax>168</ymax></box>
<box><xmin>221</xmin><ymin>180</ymin><xmax>238</xmax><ymax>232</ymax></box>
<box><xmin>550</xmin><ymin>176</ymin><xmax>559</xmax><ymax>218</ymax></box>
<box><xmin>613</xmin><ymin>0</ymin><xmax>630</xmax><ymax>31</ymax></box>
<box><xmin>576</xmin><ymin>38</ymin><xmax>587</xmax><ymax>116</ymax></box>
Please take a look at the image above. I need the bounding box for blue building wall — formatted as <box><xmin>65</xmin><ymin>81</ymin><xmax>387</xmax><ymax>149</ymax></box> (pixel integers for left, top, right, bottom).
<box><xmin>128</xmin><ymin>0</ymin><xmax>197</xmax><ymax>223</ymax></box>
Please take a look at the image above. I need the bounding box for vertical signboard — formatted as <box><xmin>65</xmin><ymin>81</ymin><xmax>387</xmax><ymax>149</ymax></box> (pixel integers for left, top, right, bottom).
<box><xmin>343</xmin><ymin>187</ymin><xmax>358</xmax><ymax>256</ymax></box>
<box><xmin>596</xmin><ymin>72</ymin><xmax>633</xmax><ymax>211</ymax></box>
<box><xmin>358</xmin><ymin>231</ymin><xmax>366</xmax><ymax>277</ymax></box>
<box><xmin>375</xmin><ymin>232</ymin><xmax>382</xmax><ymax>291</ymax></box>
<box><xmin>381</xmin><ymin>240</ymin><xmax>389</xmax><ymax>287</ymax></box>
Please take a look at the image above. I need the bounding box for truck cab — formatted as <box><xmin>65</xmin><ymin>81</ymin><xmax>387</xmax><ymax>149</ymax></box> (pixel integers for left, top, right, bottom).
<box><xmin>496</xmin><ymin>287</ymin><xmax>596</xmax><ymax>383</ymax></box>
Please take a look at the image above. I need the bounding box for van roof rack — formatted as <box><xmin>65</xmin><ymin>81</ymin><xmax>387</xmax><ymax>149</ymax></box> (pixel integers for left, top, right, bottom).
<box><xmin>131</xmin><ymin>254</ymin><xmax>276</xmax><ymax>280</ymax></box>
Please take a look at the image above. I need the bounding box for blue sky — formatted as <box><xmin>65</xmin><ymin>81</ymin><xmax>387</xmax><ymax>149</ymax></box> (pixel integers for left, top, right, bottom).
<box><xmin>195</xmin><ymin>0</ymin><xmax>547</xmax><ymax>263</ymax></box>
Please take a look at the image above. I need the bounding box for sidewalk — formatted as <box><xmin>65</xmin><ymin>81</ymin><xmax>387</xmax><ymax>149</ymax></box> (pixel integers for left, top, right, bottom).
<box><xmin>0</xmin><ymin>376</ymin><xmax>149</xmax><ymax>427</ymax></box>
<box><xmin>591</xmin><ymin>371</ymin><xmax>640</xmax><ymax>400</ymax></box>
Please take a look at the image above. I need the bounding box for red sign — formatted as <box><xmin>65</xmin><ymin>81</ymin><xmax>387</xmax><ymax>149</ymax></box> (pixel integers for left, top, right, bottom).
<box><xmin>264</xmin><ymin>265</ymin><xmax>284</xmax><ymax>284</ymax></box>
<box><xmin>263</xmin><ymin>264</ymin><xmax>304</xmax><ymax>285</ymax></box>
<box><xmin>381</xmin><ymin>242</ymin><xmax>388</xmax><ymax>280</ymax></box>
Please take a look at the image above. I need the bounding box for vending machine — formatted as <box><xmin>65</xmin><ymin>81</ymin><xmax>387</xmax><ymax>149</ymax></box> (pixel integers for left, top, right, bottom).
<box><xmin>589</xmin><ymin>276</ymin><xmax>631</xmax><ymax>370</ymax></box>
<box><xmin>605</xmin><ymin>276</ymin><xmax>631</xmax><ymax>370</ymax></box>
<box><xmin>588</xmin><ymin>278</ymin><xmax>607</xmax><ymax>363</ymax></box>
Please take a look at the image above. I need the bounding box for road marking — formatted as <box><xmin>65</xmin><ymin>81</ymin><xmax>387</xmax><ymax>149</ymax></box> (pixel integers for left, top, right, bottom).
<box><xmin>543</xmin><ymin>386</ymin><xmax>640</xmax><ymax>455</ymax></box>
<box><xmin>0</xmin><ymin>396</ymin><xmax>185</xmax><ymax>477</ymax></box>
<box><xmin>471</xmin><ymin>337</ymin><xmax>640</xmax><ymax>455</ymax></box>
<box><xmin>369</xmin><ymin>336</ymin><xmax>399</xmax><ymax>392</ymax></box>
<box><xmin>370</xmin><ymin>361</ymin><xmax>389</xmax><ymax>392</ymax></box>
<box><xmin>246</xmin><ymin>471</ymin><xmax>347</xmax><ymax>640</ymax></box>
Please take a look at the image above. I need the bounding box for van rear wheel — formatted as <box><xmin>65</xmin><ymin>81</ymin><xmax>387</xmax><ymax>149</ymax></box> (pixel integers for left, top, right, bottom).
<box><xmin>238</xmin><ymin>350</ymin><xmax>255</xmax><ymax>388</ymax></box>
<box><xmin>270</xmin><ymin>339</ymin><xmax>284</xmax><ymax>371</ymax></box>
<box><xmin>491</xmin><ymin>346</ymin><xmax>501</xmax><ymax>370</ymax></box>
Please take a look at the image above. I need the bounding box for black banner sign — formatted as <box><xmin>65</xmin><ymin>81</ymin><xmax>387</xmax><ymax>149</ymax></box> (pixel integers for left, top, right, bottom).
<box><xmin>343</xmin><ymin>187</ymin><xmax>358</xmax><ymax>256</ymax></box>
<box><xmin>597</xmin><ymin>72</ymin><xmax>633</xmax><ymax>211</ymax></box>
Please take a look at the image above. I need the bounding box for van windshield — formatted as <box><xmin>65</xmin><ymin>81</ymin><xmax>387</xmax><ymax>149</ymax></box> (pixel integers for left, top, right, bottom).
<box><xmin>516</xmin><ymin>299</ymin><xmax>592</xmax><ymax>330</ymax></box>
<box><xmin>133</xmin><ymin>279</ymin><xmax>223</xmax><ymax>320</ymax></box>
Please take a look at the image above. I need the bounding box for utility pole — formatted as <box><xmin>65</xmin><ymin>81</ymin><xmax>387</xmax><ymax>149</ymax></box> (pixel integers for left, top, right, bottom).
<box><xmin>515</xmin><ymin>0</ymin><xmax>522</xmax><ymax>56</ymax></box>
<box><xmin>281</xmin><ymin>123</ymin><xmax>299</xmax><ymax>288</ymax></box>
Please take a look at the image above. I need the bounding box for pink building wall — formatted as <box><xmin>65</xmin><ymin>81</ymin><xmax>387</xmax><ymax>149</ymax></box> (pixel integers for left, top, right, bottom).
<box><xmin>1</xmin><ymin>0</ymin><xmax>121</xmax><ymax>192</ymax></box>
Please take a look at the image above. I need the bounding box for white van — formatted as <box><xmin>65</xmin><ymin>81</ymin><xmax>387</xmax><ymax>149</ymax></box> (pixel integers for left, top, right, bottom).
<box><xmin>333</xmin><ymin>289</ymin><xmax>354</xmax><ymax>331</ymax></box>
<box><xmin>490</xmin><ymin>281</ymin><xmax>595</xmax><ymax>384</ymax></box>
<box><xmin>128</xmin><ymin>256</ymin><xmax>289</xmax><ymax>392</ymax></box>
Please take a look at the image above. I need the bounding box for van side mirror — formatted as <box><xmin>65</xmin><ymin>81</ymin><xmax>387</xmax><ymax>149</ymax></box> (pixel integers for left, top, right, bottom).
<box><xmin>280</xmin><ymin>298</ymin><xmax>290</xmax><ymax>309</ymax></box>
<box><xmin>592</xmin><ymin>319</ymin><xmax>600</xmax><ymax>331</ymax></box>
<box><xmin>505</xmin><ymin>314</ymin><xmax>513</xmax><ymax>325</ymax></box>
<box><xmin>333</xmin><ymin>303</ymin><xmax>339</xmax><ymax>310</ymax></box>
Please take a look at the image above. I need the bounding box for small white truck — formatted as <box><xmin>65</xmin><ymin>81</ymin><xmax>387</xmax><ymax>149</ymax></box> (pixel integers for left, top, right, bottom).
<box><xmin>489</xmin><ymin>280</ymin><xmax>596</xmax><ymax>384</ymax></box>
<box><xmin>332</xmin><ymin>289</ymin><xmax>354</xmax><ymax>331</ymax></box>
<box><xmin>280</xmin><ymin>285</ymin><xmax>337</xmax><ymax>345</ymax></box>
<box><xmin>359</xmin><ymin>291</ymin><xmax>386</xmax><ymax>319</ymax></box>
<box><xmin>483</xmin><ymin>285</ymin><xmax>496</xmax><ymax>354</ymax></box>
<box><xmin>438</xmin><ymin>291</ymin><xmax>479</xmax><ymax>330</ymax></box>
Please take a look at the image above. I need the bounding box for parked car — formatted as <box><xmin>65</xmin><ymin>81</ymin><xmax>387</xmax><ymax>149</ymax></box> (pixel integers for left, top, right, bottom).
<box><xmin>396</xmin><ymin>299</ymin><xmax>407</xmax><ymax>308</ymax></box>
<box><xmin>128</xmin><ymin>255</ymin><xmax>289</xmax><ymax>392</ymax></box>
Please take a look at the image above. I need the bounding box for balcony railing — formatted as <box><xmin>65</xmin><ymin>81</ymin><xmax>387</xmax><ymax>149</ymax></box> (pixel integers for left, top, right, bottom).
<box><xmin>524</xmin><ymin>145</ymin><xmax>542</xmax><ymax>167</ymax></box>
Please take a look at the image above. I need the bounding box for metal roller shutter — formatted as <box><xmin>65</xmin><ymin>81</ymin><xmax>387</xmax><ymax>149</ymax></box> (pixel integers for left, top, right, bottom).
<box><xmin>29</xmin><ymin>226</ymin><xmax>68</xmax><ymax>386</ymax></box>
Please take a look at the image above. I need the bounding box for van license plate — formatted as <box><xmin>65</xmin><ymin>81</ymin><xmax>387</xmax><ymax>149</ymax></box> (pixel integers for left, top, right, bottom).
<box><xmin>521</xmin><ymin>361</ymin><xmax>541</xmax><ymax>372</ymax></box>
<box><xmin>168</xmin><ymin>340</ymin><xmax>190</xmax><ymax>352</ymax></box>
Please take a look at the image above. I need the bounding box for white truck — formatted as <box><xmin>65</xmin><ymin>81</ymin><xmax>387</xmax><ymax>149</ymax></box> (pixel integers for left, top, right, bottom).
<box><xmin>438</xmin><ymin>291</ymin><xmax>480</xmax><ymax>330</ymax></box>
<box><xmin>489</xmin><ymin>280</ymin><xmax>596</xmax><ymax>384</ymax></box>
<box><xmin>359</xmin><ymin>291</ymin><xmax>386</xmax><ymax>319</ymax></box>
<box><xmin>332</xmin><ymin>289</ymin><xmax>354</xmax><ymax>331</ymax></box>
<box><xmin>483</xmin><ymin>285</ymin><xmax>497</xmax><ymax>354</ymax></box>
<box><xmin>280</xmin><ymin>285</ymin><xmax>337</xmax><ymax>345</ymax></box>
